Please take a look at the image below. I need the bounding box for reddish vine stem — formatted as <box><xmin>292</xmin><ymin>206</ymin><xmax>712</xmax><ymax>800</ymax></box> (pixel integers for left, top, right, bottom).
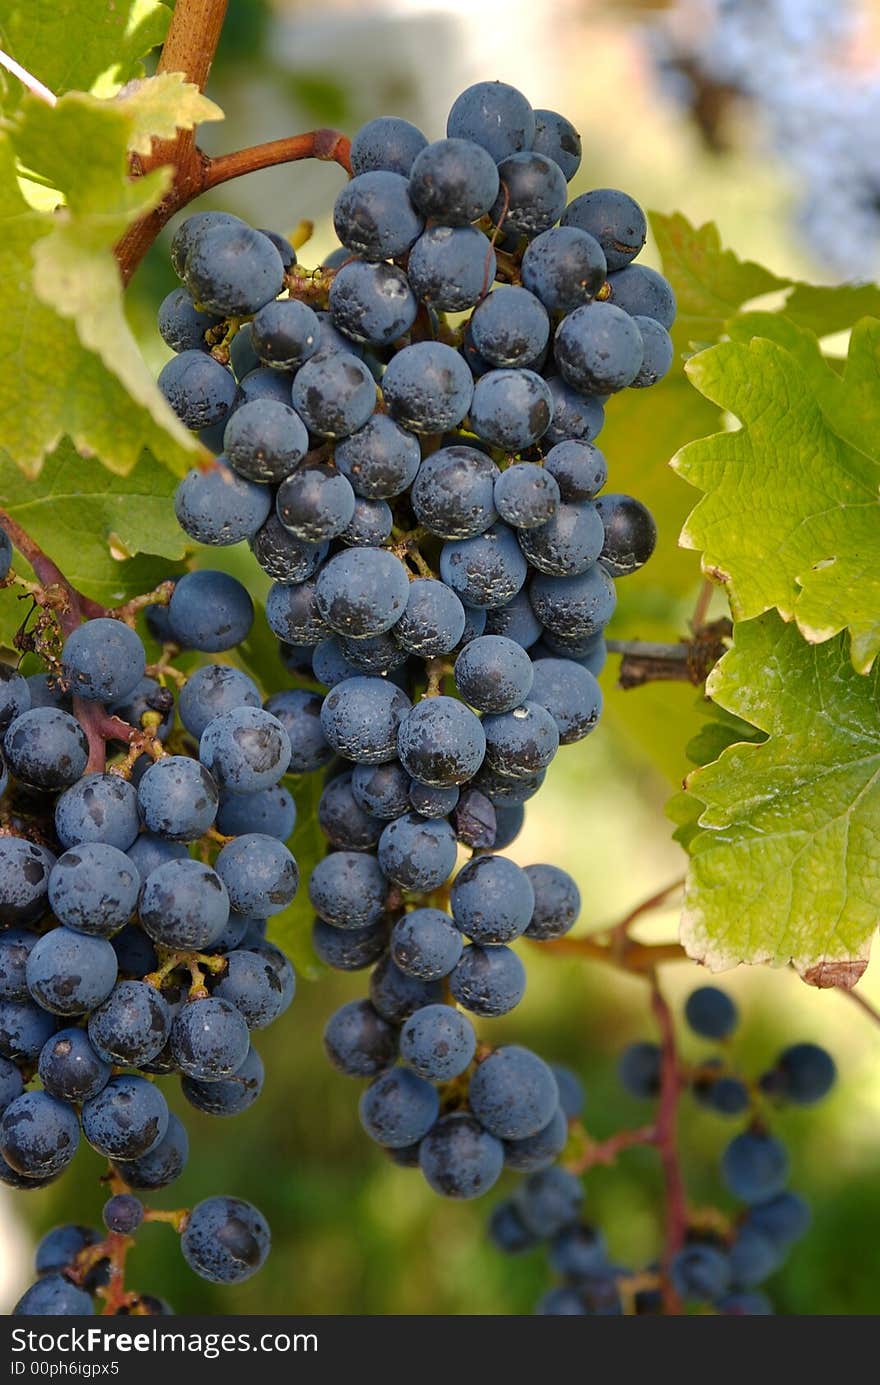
<box><xmin>608</xmin><ymin>877</ymin><xmax>686</xmax><ymax>957</ymax></box>
<box><xmin>844</xmin><ymin>987</ymin><xmax>880</xmax><ymax>1030</ymax></box>
<box><xmin>204</xmin><ymin>128</ymin><xmax>353</xmax><ymax>189</ymax></box>
<box><xmin>650</xmin><ymin>977</ymin><xmax>687</xmax><ymax>1314</ymax></box>
<box><xmin>0</xmin><ymin>511</ymin><xmax>105</xmax><ymax>635</ymax></box>
<box><xmin>566</xmin><ymin>1122</ymin><xmax>656</xmax><ymax>1176</ymax></box>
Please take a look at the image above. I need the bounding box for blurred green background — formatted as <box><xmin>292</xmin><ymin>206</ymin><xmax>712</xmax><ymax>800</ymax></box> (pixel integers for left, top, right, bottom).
<box><xmin>3</xmin><ymin>0</ymin><xmax>880</xmax><ymax>1316</ymax></box>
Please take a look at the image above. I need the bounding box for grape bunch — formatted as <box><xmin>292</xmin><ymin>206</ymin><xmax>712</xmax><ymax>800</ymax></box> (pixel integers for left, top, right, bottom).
<box><xmin>155</xmin><ymin>80</ymin><xmax>673</xmax><ymax>1205</ymax></box>
<box><xmin>0</xmin><ymin>585</ymin><xmax>287</xmax><ymax>1312</ymax></box>
<box><xmin>489</xmin><ymin>986</ymin><xmax>836</xmax><ymax>1315</ymax></box>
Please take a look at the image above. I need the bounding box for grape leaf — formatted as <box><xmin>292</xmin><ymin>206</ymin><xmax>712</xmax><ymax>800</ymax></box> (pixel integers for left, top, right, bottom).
<box><xmin>267</xmin><ymin>773</ymin><xmax>329</xmax><ymax>982</ymax></box>
<box><xmin>0</xmin><ymin>0</ymin><xmax>171</xmax><ymax>100</ymax></box>
<box><xmin>115</xmin><ymin>72</ymin><xmax>223</xmax><ymax>155</ymax></box>
<box><xmin>0</xmin><ymin>440</ymin><xmax>188</xmax><ymax>607</ymax></box>
<box><xmin>673</xmin><ymin>319</ymin><xmax>880</xmax><ymax>672</ymax></box>
<box><xmin>780</xmin><ymin>282</ymin><xmax>880</xmax><ymax>338</ymax></box>
<box><xmin>680</xmin><ymin>612</ymin><xmax>880</xmax><ymax>984</ymax></box>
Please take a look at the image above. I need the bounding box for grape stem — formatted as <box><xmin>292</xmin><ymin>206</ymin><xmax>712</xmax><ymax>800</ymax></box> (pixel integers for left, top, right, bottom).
<box><xmin>565</xmin><ymin>1121</ymin><xmax>656</xmax><ymax>1175</ymax></box>
<box><xmin>113</xmin><ymin>0</ymin><xmax>352</xmax><ymax>283</ymax></box>
<box><xmin>606</xmin><ymin>619</ymin><xmax>731</xmax><ymax>689</ymax></box>
<box><xmin>0</xmin><ymin>510</ymin><xmax>106</xmax><ymax>636</ymax></box>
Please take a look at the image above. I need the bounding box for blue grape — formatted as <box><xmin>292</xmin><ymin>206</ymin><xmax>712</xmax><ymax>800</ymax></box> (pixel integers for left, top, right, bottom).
<box><xmin>543</xmin><ymin>376</ymin><xmax>605</xmax><ymax>445</ymax></box>
<box><xmin>472</xmin><ymin>761</ymin><xmax>545</xmax><ymax>806</ymax></box>
<box><xmin>264</xmin><ymin>689</ymin><xmax>332</xmax><ymax>774</ymax></box>
<box><xmin>229</xmin><ymin>322</ymin><xmax>260</xmax><ymax>380</ymax></box>
<box><xmin>340</xmin><ymin>497</ymin><xmax>394</xmax><ymax>548</ymax></box>
<box><xmin>420</xmin><ymin>1112</ymin><xmax>503</xmax><ymax>1198</ymax></box>
<box><xmin>705</xmin><ymin>1075</ymin><xmax>750</xmax><ymax>1116</ymax></box>
<box><xmin>529</xmin><ymin>565</ymin><xmax>617</xmax><ymax>639</ymax></box>
<box><xmin>103</xmin><ymin>1193</ymin><xmax>143</xmax><ymax>1235</ymax></box>
<box><xmin>774</xmin><ymin>1043</ymin><xmax>836</xmax><ymax>1104</ymax></box>
<box><xmin>61</xmin><ymin>619</ymin><xmax>145</xmax><ymax>703</ymax></box>
<box><xmin>351</xmin><ymin>116</ymin><xmax>428</xmax><ymax>176</ymax></box>
<box><xmin>48</xmin><ymin>844</ymin><xmax>140</xmax><ymax>936</ymax></box>
<box><xmin>258</xmin><ymin>229</ymin><xmax>296</xmax><ymax>269</ymax></box>
<box><xmin>38</xmin><ymin>1027</ymin><xmax>111</xmax><ymax>1103</ymax></box>
<box><xmin>183</xmin><ymin>219</ymin><xmax>284</xmax><ymax>315</ymax></box>
<box><xmin>369</xmin><ymin>956</ymin><xmax>442</xmax><ymax>1022</ymax></box>
<box><xmin>746</xmin><ymin>1192</ymin><xmax>811</xmax><ymax>1247</ymax></box>
<box><xmin>108</xmin><ymin>677</ymin><xmax>173</xmax><ymax>742</ymax></box>
<box><xmin>0</xmin><ymin>999</ymin><xmax>58</xmax><ymax>1062</ymax></box>
<box><xmin>199</xmin><ymin>706</ymin><xmax>291</xmax><ymax>793</ymax></box>
<box><xmin>390</xmin><ymin>908</ymin><xmax>463</xmax><ymax>980</ymax></box>
<box><xmin>494</xmin><ymin>463</ymin><xmax>560</xmax><ymax>530</ymax></box>
<box><xmin>0</xmin><ymin>838</ymin><xmax>55</xmax><ymax>926</ymax></box>
<box><xmin>0</xmin><ymin>528</ymin><xmax>12</xmax><ymax>580</ymax></box>
<box><xmin>276</xmin><ymin>464</ymin><xmax>356</xmax><ymax>543</ymax></box>
<box><xmin>518</xmin><ymin>500</ymin><xmax>605</xmax><ymax>576</ymax></box>
<box><xmin>171</xmin><ymin>996</ymin><xmax>250</xmax><ymax>1080</ymax></box>
<box><xmin>408</xmin><ymin>138</ymin><xmax>500</xmax><ymax>225</ymax></box>
<box><xmin>313</xmin><ymin>917</ymin><xmax>387</xmax><ymax>972</ymax></box>
<box><xmin>182</xmin><ymin>1044</ymin><xmax>264</xmax><ymax>1116</ymax></box>
<box><xmin>333</xmin><ymin>171</ymin><xmax>424</xmax><ymax>260</ymax></box>
<box><xmin>491</xmin><ymin>151</ymin><xmax>567</xmax><ymax>236</ymax></box>
<box><xmin>408</xmin><ymin>226</ymin><xmax>496</xmax><ymax>311</ymax></box>
<box><xmin>394</xmin><ymin>578</ymin><xmax>466</xmax><ymax>656</ymax></box>
<box><xmin>265</xmin><ymin>576</ymin><xmax>328</xmax><ymax>646</ymax></box>
<box><xmin>4</xmin><ymin>708</ymin><xmax>88</xmax><ymax>791</ymax></box>
<box><xmin>26</xmin><ymin>928</ymin><xmax>117</xmax><ymax>1016</ymax></box>
<box><xmin>323</xmin><ymin>999</ymin><xmax>397</xmax><ymax>1078</ymax></box>
<box><xmin>0</xmin><ymin>1056</ymin><xmax>23</xmax><ymax>1114</ymax></box>
<box><xmin>223</xmin><ymin>399</ymin><xmax>309</xmax><ymax>483</ymax></box>
<box><xmin>524</xmin><ymin>863</ymin><xmax>581</xmax><ymax>940</ymax></box>
<box><xmin>483</xmin><ymin>589</ymin><xmax>541</xmax><ymax>648</ymax></box>
<box><xmin>334</xmin><ymin>413</ymin><xmax>421</xmax><ymax>500</ymax></box>
<box><xmin>535</xmin><ymin>1287</ymin><xmax>587</xmax><ymax>1316</ymax></box>
<box><xmin>516</xmin><ymin>1166</ymin><xmax>584</xmax><ymax>1236</ymax></box>
<box><xmin>329</xmin><ymin>260</ymin><xmax>417</xmax><ymax>347</ymax></box>
<box><xmin>25</xmin><ymin>674</ymin><xmax>69</xmax><ymax>711</ymax></box>
<box><xmin>251</xmin><ymin>516</ymin><xmax>326</xmax><ymax>582</ymax></box>
<box><xmin>316</xmin><ymin>546</ymin><xmax>410</xmax><ymax>639</ymax></box>
<box><xmin>320</xmin><ymin>675</ymin><xmax>411</xmax><ymax>764</ymax></box>
<box><xmin>181</xmin><ymin>1196</ymin><xmax>270</xmax><ymax>1284</ymax></box>
<box><xmin>594</xmin><ymin>493</ymin><xmax>657</xmax><ymax>576</ymax></box>
<box><xmin>451</xmin><ymin>854</ymin><xmax>535</xmax><ymax>944</ymax></box>
<box><xmin>110</xmin><ymin>1110</ymin><xmax>188</xmax><ymax>1190</ymax></box>
<box><xmin>0</xmin><ymin>930</ymin><xmax>37</xmax><ymax>1001</ymax></box>
<box><xmin>606</xmin><ymin>264</ymin><xmax>676</xmax><ymax>328</ymax></box>
<box><xmin>318</xmin><ymin>771</ymin><xmax>382</xmax><ymax>850</ymax></box>
<box><xmin>381</xmin><ymin>342</ymin><xmax>474</xmax><ymax>434</ymax></box>
<box><xmin>549</xmin><ymin>1224</ymin><xmax>610</xmax><ymax>1280</ymax></box>
<box><xmin>351</xmin><ymin>760</ymin><xmax>411</xmax><ymax>819</ymax></box>
<box><xmin>619</xmin><ymin>1042</ymin><xmax>662</xmax><ymax>1099</ymax></box>
<box><xmin>529</xmin><ymin>657</ymin><xmax>602</xmax><ymax>745</ymax></box>
<box><xmin>291</xmin><ymin>351</ymin><xmax>377</xmax><ymax>438</ymax></box>
<box><xmin>158</xmin><ymin>351</ymin><xmax>238</xmax><ymax>428</ymax></box>
<box><xmin>35</xmin><ymin>1223</ymin><xmax>102</xmax><ymax>1276</ymax></box>
<box><xmin>453</xmin><ymin>635</ymin><xmax>534</xmax><ymax>715</ymax></box>
<box><xmin>168</xmin><ymin>570</ymin><xmax>253</xmax><ymax>651</ymax></box>
<box><xmin>213</xmin><ymin>947</ymin><xmax>294</xmax><ymax>1029</ymax></box>
<box><xmin>126</xmin><ymin>834</ymin><xmax>187</xmax><ymax>879</ymax></box>
<box><xmin>728</xmin><ymin>1227</ymin><xmax>781</xmax><ymax>1288</ymax></box>
<box><xmin>544</xmin><ymin>440</ymin><xmax>607</xmax><ymax>501</ymax></box>
<box><xmin>238</xmin><ymin>365</ymin><xmax>296</xmax><ymax>406</ymax></box>
<box><xmin>359</xmin><ymin>1065</ymin><xmax>439</xmax><ymax>1148</ymax></box>
<box><xmin>0</xmin><ymin>665</ymin><xmax>30</xmax><ymax>731</ymax></box>
<box><xmin>469</xmin><ymin>1045</ymin><xmax>558</xmax><ymax>1139</ymax></box>
<box><xmin>671</xmin><ymin>1245</ymin><xmax>731</xmax><ymax>1302</ymax></box>
<box><xmin>493</xmin><ymin>803</ymin><xmax>525</xmax><ymax>850</ymax></box>
<box><xmin>400</xmin><ymin>1004</ymin><xmax>475</xmax><ymax>1082</ymax></box>
<box><xmin>532</xmin><ymin>109</ymin><xmax>582</xmax><ymax>180</ymax></box>
<box><xmin>459</xmin><ymin>602</ymin><xmax>489</xmax><ymax>645</ymax></box>
<box><xmin>561</xmin><ymin>188</ymin><xmax>647</xmax><ymax>270</ymax></box>
<box><xmin>251</xmin><ymin>298</ymin><xmax>319</xmax><ymax>368</ymax></box>
<box><xmin>409</xmin><ymin>782</ymin><xmax>459</xmax><ymax>820</ymax></box>
<box><xmin>178</xmin><ymin>664</ymin><xmax>261</xmax><ymax>741</ymax></box>
<box><xmin>215</xmin><ymin>833</ymin><xmax>298</xmax><ymax>918</ymax></box>
<box><xmin>451</xmin><ymin>787</ymin><xmax>496</xmax><ymax>849</ymax></box>
<box><xmin>504</xmin><ymin>1105</ymin><xmax>568</xmax><ymax>1172</ymax></box>
<box><xmin>397</xmin><ymin>695</ymin><xmax>486</xmax><ymax>787</ymax></box>
<box><xmin>449</xmin><ymin>943</ymin><xmax>525</xmax><ymax>1017</ymax></box>
<box><xmin>137</xmin><ymin>755</ymin><xmax>219</xmax><ymax>841</ymax></box>
<box><xmin>685</xmin><ymin>986</ymin><xmax>739</xmax><ymax>1040</ymax></box>
<box><xmin>170</xmin><ymin>211</ymin><xmax>243</xmax><ymax>276</ymax></box>
<box><xmin>555</xmin><ymin>302</ymin><xmax>644</xmax><ymax>394</ymax></box>
<box><xmin>521</xmin><ymin>226</ymin><xmax>606</xmax><ymax>314</ymax></box>
<box><xmin>88</xmin><ymin>981</ymin><xmax>171</xmax><ymax>1066</ymax></box>
<box><xmin>722</xmin><ymin>1131</ymin><xmax>790</xmax><ymax>1203</ymax></box>
<box><xmin>139</xmin><ymin>859</ymin><xmax>229</xmax><ymax>950</ymax></box>
<box><xmin>378</xmin><ymin>813</ymin><xmax>457</xmax><ymax>891</ymax></box>
<box><xmin>488</xmin><ymin>1200</ymin><xmax>539</xmax><ymax>1253</ymax></box>
<box><xmin>541</xmin><ymin>629</ymin><xmax>607</xmax><ymax>676</ymax></box>
<box><xmin>309</xmin><ymin>851</ymin><xmax>388</xmax><ymax>928</ymax></box>
<box><xmin>482</xmin><ymin>701</ymin><xmax>559</xmax><ymax>779</ymax></box>
<box><xmin>158</xmin><ymin>286</ymin><xmax>221</xmax><ymax>353</ymax></box>
<box><xmin>411</xmin><ymin>446</ymin><xmax>499</xmax><ymax>540</ymax></box>
<box><xmin>0</xmin><ymin>1090</ymin><xmax>79</xmax><ymax>1178</ymax></box>
<box><xmin>13</xmin><ymin>1275</ymin><xmax>94</xmax><ymax>1316</ymax></box>
<box><xmin>440</xmin><ymin>524</ymin><xmax>528</xmax><ymax>609</ymax></box>
<box><xmin>632</xmin><ymin>316</ymin><xmax>674</xmax><ymax>388</ymax></box>
<box><xmin>446</xmin><ymin>81</ymin><xmax>536</xmax><ymax>163</ymax></box>
<box><xmin>470</xmin><ymin>369</ymin><xmax>552</xmax><ymax>451</ymax></box>
<box><xmin>175</xmin><ymin>458</ymin><xmax>271</xmax><ymax>546</ymax></box>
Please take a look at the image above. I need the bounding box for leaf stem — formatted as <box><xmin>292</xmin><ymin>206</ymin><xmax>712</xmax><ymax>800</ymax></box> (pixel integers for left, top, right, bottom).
<box><xmin>0</xmin><ymin>47</ymin><xmax>57</xmax><ymax>105</ymax></box>
<box><xmin>0</xmin><ymin>510</ymin><xmax>106</xmax><ymax>635</ymax></box>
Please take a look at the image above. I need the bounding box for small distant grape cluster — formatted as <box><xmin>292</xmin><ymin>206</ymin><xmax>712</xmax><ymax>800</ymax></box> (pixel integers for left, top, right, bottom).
<box><xmin>489</xmin><ymin>986</ymin><xmax>836</xmax><ymax>1315</ymax></box>
<box><xmin>155</xmin><ymin>80</ymin><xmax>674</xmax><ymax>1201</ymax></box>
<box><xmin>0</xmin><ymin>553</ymin><xmax>297</xmax><ymax>1310</ymax></box>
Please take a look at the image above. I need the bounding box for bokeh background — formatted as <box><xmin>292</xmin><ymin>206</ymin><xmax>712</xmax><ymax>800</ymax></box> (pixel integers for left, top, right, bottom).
<box><xmin>3</xmin><ymin>0</ymin><xmax>880</xmax><ymax>1315</ymax></box>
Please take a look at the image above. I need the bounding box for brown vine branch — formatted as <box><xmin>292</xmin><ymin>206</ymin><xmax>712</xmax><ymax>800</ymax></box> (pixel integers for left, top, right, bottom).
<box><xmin>204</xmin><ymin>128</ymin><xmax>353</xmax><ymax>190</ymax></box>
<box><xmin>565</xmin><ymin>1122</ymin><xmax>656</xmax><ymax>1176</ymax></box>
<box><xmin>607</xmin><ymin>619</ymin><xmax>732</xmax><ymax>690</ymax></box>
<box><xmin>0</xmin><ymin>511</ymin><xmax>106</xmax><ymax>635</ymax></box>
<box><xmin>651</xmin><ymin>978</ymin><xmax>687</xmax><ymax>1314</ymax></box>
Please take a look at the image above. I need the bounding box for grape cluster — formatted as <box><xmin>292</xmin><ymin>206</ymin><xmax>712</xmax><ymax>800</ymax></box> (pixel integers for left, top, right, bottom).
<box><xmin>155</xmin><ymin>80</ymin><xmax>673</xmax><ymax>1204</ymax></box>
<box><xmin>489</xmin><ymin>987</ymin><xmax>836</xmax><ymax>1315</ymax></box>
<box><xmin>0</xmin><ymin>593</ymin><xmax>284</xmax><ymax>1310</ymax></box>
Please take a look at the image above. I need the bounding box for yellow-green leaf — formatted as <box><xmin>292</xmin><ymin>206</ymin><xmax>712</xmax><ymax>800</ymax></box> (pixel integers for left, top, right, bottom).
<box><xmin>0</xmin><ymin>0</ymin><xmax>171</xmax><ymax>100</ymax></box>
<box><xmin>116</xmin><ymin>72</ymin><xmax>223</xmax><ymax>155</ymax></box>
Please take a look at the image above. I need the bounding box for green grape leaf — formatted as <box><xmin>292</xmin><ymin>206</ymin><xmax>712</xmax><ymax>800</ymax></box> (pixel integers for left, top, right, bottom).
<box><xmin>649</xmin><ymin>211</ymin><xmax>788</xmax><ymax>347</ymax></box>
<box><xmin>680</xmin><ymin>612</ymin><xmax>880</xmax><ymax>985</ymax></box>
<box><xmin>780</xmin><ymin>282</ymin><xmax>880</xmax><ymax>338</ymax></box>
<box><xmin>267</xmin><ymin>773</ymin><xmax>329</xmax><ymax>982</ymax></box>
<box><xmin>0</xmin><ymin>0</ymin><xmax>171</xmax><ymax>100</ymax></box>
<box><xmin>0</xmin><ymin>440</ymin><xmax>188</xmax><ymax>607</ymax></box>
<box><xmin>674</xmin><ymin>319</ymin><xmax>880</xmax><ymax>672</ymax></box>
<box><xmin>0</xmin><ymin>90</ymin><xmax>204</xmax><ymax>477</ymax></box>
<box><xmin>115</xmin><ymin>73</ymin><xmax>223</xmax><ymax>155</ymax></box>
